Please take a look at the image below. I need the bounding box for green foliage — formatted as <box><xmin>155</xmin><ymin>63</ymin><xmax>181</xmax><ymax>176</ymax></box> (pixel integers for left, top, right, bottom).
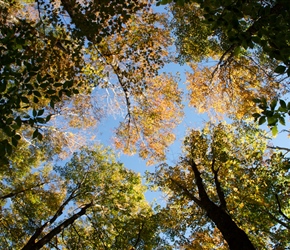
<box><xmin>0</xmin><ymin>14</ymin><xmax>85</xmax><ymax>157</ymax></box>
<box><xmin>252</xmin><ymin>98</ymin><xmax>290</xmax><ymax>136</ymax></box>
<box><xmin>170</xmin><ymin>0</ymin><xmax>290</xmax><ymax>75</ymax></box>
<box><xmin>2</xmin><ymin>0</ymin><xmax>290</xmax><ymax>249</ymax></box>
<box><xmin>166</xmin><ymin>0</ymin><xmax>290</xmax><ymax>133</ymax></box>
<box><xmin>0</xmin><ymin>146</ymin><xmax>165</xmax><ymax>249</ymax></box>
<box><xmin>147</xmin><ymin>122</ymin><xmax>290</xmax><ymax>248</ymax></box>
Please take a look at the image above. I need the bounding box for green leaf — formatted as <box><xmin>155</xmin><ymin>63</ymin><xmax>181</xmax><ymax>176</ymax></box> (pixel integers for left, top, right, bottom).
<box><xmin>3</xmin><ymin>126</ymin><xmax>13</xmax><ymax>137</ymax></box>
<box><xmin>15</xmin><ymin>116</ymin><xmax>22</xmax><ymax>128</ymax></box>
<box><xmin>252</xmin><ymin>113</ymin><xmax>260</xmax><ymax>122</ymax></box>
<box><xmin>50</xmin><ymin>100</ymin><xmax>55</xmax><ymax>109</ymax></box>
<box><xmin>33</xmin><ymin>91</ymin><xmax>42</xmax><ymax>97</ymax></box>
<box><xmin>278</xmin><ymin>106</ymin><xmax>287</xmax><ymax>112</ymax></box>
<box><xmin>252</xmin><ymin>36</ymin><xmax>261</xmax><ymax>44</ymax></box>
<box><xmin>21</xmin><ymin>96</ymin><xmax>30</xmax><ymax>103</ymax></box>
<box><xmin>46</xmin><ymin>114</ymin><xmax>52</xmax><ymax>122</ymax></box>
<box><xmin>6</xmin><ymin>118</ymin><xmax>14</xmax><ymax>125</ymax></box>
<box><xmin>38</xmin><ymin>109</ymin><xmax>44</xmax><ymax>116</ymax></box>
<box><xmin>258</xmin><ymin>116</ymin><xmax>266</xmax><ymax>125</ymax></box>
<box><xmin>32</xmin><ymin>129</ymin><xmax>39</xmax><ymax>139</ymax></box>
<box><xmin>271</xmin><ymin>126</ymin><xmax>278</xmax><ymax>137</ymax></box>
<box><xmin>29</xmin><ymin>118</ymin><xmax>34</xmax><ymax>126</ymax></box>
<box><xmin>12</xmin><ymin>137</ymin><xmax>18</xmax><ymax>147</ymax></box>
<box><xmin>14</xmin><ymin>134</ymin><xmax>21</xmax><ymax>140</ymax></box>
<box><xmin>274</xmin><ymin>65</ymin><xmax>286</xmax><ymax>74</ymax></box>
<box><xmin>46</xmin><ymin>89</ymin><xmax>56</xmax><ymax>95</ymax></box>
<box><xmin>267</xmin><ymin>117</ymin><xmax>278</xmax><ymax>126</ymax></box>
<box><xmin>6</xmin><ymin>142</ymin><xmax>12</xmax><ymax>155</ymax></box>
<box><xmin>270</xmin><ymin>99</ymin><xmax>277</xmax><ymax>111</ymax></box>
<box><xmin>279</xmin><ymin>117</ymin><xmax>285</xmax><ymax>125</ymax></box>
<box><xmin>37</xmin><ymin>74</ymin><xmax>42</xmax><ymax>82</ymax></box>
<box><xmin>252</xmin><ymin>98</ymin><xmax>261</xmax><ymax>103</ymax></box>
<box><xmin>279</xmin><ymin>99</ymin><xmax>287</xmax><ymax>109</ymax></box>
<box><xmin>36</xmin><ymin>118</ymin><xmax>45</xmax><ymax>124</ymax></box>
<box><xmin>54</xmin><ymin>83</ymin><xmax>63</xmax><ymax>87</ymax></box>
<box><xmin>0</xmin><ymin>82</ymin><xmax>7</xmax><ymax>92</ymax></box>
<box><xmin>37</xmin><ymin>132</ymin><xmax>43</xmax><ymax>141</ymax></box>
<box><xmin>33</xmin><ymin>109</ymin><xmax>37</xmax><ymax>117</ymax></box>
<box><xmin>72</xmin><ymin>88</ymin><xmax>79</xmax><ymax>94</ymax></box>
<box><xmin>33</xmin><ymin>96</ymin><xmax>39</xmax><ymax>103</ymax></box>
<box><xmin>40</xmin><ymin>83</ymin><xmax>49</xmax><ymax>89</ymax></box>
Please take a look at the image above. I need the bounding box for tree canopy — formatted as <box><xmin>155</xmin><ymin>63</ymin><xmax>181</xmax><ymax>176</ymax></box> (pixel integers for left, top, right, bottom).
<box><xmin>0</xmin><ymin>0</ymin><xmax>183</xmax><ymax>163</ymax></box>
<box><xmin>1</xmin><ymin>145</ymin><xmax>166</xmax><ymax>249</ymax></box>
<box><xmin>1</xmin><ymin>0</ymin><xmax>290</xmax><ymax>249</ymax></box>
<box><xmin>147</xmin><ymin>122</ymin><xmax>290</xmax><ymax>249</ymax></box>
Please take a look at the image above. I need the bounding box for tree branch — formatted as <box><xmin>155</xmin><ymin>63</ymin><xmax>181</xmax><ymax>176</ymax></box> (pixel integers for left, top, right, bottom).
<box><xmin>211</xmin><ymin>44</ymin><xmax>236</xmax><ymax>79</ymax></box>
<box><xmin>211</xmin><ymin>158</ymin><xmax>227</xmax><ymax>211</ymax></box>
<box><xmin>60</xmin><ymin>0</ymin><xmax>94</xmax><ymax>41</ymax></box>
<box><xmin>22</xmin><ymin>188</ymin><xmax>79</xmax><ymax>248</ymax></box>
<box><xmin>243</xmin><ymin>2</ymin><xmax>285</xmax><ymax>37</ymax></box>
<box><xmin>133</xmin><ymin>221</ymin><xmax>144</xmax><ymax>248</ymax></box>
<box><xmin>93</xmin><ymin>45</ymin><xmax>132</xmax><ymax>121</ymax></box>
<box><xmin>263</xmin><ymin>208</ymin><xmax>290</xmax><ymax>230</ymax></box>
<box><xmin>267</xmin><ymin>145</ymin><xmax>290</xmax><ymax>152</ymax></box>
<box><xmin>0</xmin><ymin>182</ymin><xmax>47</xmax><ymax>200</ymax></box>
<box><xmin>187</xmin><ymin>158</ymin><xmax>211</xmax><ymax>203</ymax></box>
<box><xmin>169</xmin><ymin>176</ymin><xmax>202</xmax><ymax>207</ymax></box>
<box><xmin>22</xmin><ymin>202</ymin><xmax>94</xmax><ymax>250</ymax></box>
<box><xmin>275</xmin><ymin>194</ymin><xmax>290</xmax><ymax>223</ymax></box>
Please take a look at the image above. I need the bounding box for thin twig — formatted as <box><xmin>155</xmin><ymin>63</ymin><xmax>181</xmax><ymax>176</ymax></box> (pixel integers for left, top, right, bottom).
<box><xmin>267</xmin><ymin>145</ymin><xmax>290</xmax><ymax>152</ymax></box>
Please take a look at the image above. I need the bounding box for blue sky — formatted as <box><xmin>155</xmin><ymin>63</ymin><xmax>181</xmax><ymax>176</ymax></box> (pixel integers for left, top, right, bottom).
<box><xmin>63</xmin><ymin>3</ymin><xmax>290</xmax><ymax>205</ymax></box>
<box><xmin>94</xmin><ymin>58</ymin><xmax>290</xmax><ymax>204</ymax></box>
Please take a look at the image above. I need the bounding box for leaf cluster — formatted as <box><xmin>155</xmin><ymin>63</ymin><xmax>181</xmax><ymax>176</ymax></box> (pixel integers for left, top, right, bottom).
<box><xmin>252</xmin><ymin>98</ymin><xmax>290</xmax><ymax>136</ymax></box>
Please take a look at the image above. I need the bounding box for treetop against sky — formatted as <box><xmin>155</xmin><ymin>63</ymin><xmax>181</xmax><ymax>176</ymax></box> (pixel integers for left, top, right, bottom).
<box><xmin>0</xmin><ymin>0</ymin><xmax>289</xmax><ymax>249</ymax></box>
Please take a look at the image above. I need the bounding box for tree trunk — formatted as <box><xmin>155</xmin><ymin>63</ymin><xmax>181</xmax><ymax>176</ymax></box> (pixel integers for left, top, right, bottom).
<box><xmin>188</xmin><ymin>159</ymin><xmax>256</xmax><ymax>250</ymax></box>
<box><xmin>205</xmin><ymin>201</ymin><xmax>255</xmax><ymax>250</ymax></box>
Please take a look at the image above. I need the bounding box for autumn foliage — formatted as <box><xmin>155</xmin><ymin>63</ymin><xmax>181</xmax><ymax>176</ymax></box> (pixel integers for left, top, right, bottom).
<box><xmin>0</xmin><ymin>0</ymin><xmax>290</xmax><ymax>249</ymax></box>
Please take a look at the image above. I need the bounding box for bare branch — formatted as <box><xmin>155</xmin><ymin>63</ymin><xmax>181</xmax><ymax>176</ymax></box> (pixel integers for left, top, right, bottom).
<box><xmin>211</xmin><ymin>44</ymin><xmax>236</xmax><ymax>80</ymax></box>
<box><xmin>93</xmin><ymin>45</ymin><xmax>132</xmax><ymax>121</ymax></box>
<box><xmin>268</xmin><ymin>145</ymin><xmax>290</xmax><ymax>152</ymax></box>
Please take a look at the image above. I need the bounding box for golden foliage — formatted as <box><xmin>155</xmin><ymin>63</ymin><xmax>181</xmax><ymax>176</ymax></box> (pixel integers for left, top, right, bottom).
<box><xmin>115</xmin><ymin>74</ymin><xmax>183</xmax><ymax>164</ymax></box>
<box><xmin>186</xmin><ymin>57</ymin><xmax>283</xmax><ymax>120</ymax></box>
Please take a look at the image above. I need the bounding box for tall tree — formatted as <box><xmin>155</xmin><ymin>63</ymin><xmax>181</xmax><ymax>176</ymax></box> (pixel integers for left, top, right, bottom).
<box><xmin>147</xmin><ymin>122</ymin><xmax>290</xmax><ymax>249</ymax></box>
<box><xmin>0</xmin><ymin>145</ymin><xmax>167</xmax><ymax>249</ymax></box>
